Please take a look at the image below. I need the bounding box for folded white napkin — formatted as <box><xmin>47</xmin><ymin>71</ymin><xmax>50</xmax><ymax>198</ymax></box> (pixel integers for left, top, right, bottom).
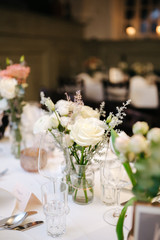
<box><xmin>21</xmin><ymin>103</ymin><xmax>45</xmax><ymax>148</ymax></box>
<box><xmin>13</xmin><ymin>183</ymin><xmax>42</xmax><ymax>213</ymax></box>
<box><xmin>0</xmin><ymin>188</ymin><xmax>16</xmax><ymax>218</ymax></box>
<box><xmin>21</xmin><ymin>103</ymin><xmax>45</xmax><ymax>133</ymax></box>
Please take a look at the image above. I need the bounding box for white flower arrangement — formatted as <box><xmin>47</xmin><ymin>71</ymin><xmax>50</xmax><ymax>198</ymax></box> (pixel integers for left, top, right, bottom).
<box><xmin>34</xmin><ymin>91</ymin><xmax>130</xmax><ymax>168</ymax></box>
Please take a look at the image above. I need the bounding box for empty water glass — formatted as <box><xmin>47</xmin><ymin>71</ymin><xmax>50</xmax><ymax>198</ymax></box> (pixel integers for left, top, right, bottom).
<box><xmin>41</xmin><ymin>180</ymin><xmax>69</xmax><ymax>238</ymax></box>
<box><xmin>100</xmin><ymin>161</ymin><xmax>116</xmax><ymax>205</ymax></box>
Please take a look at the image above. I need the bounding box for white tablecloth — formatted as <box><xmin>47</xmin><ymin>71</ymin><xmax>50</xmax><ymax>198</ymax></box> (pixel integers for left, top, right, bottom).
<box><xmin>0</xmin><ymin>138</ymin><xmax>133</xmax><ymax>240</ymax></box>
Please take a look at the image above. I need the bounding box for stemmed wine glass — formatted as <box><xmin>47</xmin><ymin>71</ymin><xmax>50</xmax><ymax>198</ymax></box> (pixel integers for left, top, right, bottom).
<box><xmin>38</xmin><ymin>130</ymin><xmax>70</xmax><ymax>181</ymax></box>
<box><xmin>103</xmin><ymin>157</ymin><xmax>129</xmax><ymax>226</ymax></box>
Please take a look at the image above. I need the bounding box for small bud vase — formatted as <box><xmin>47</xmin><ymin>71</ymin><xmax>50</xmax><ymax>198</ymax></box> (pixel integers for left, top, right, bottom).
<box><xmin>71</xmin><ymin>164</ymin><xmax>94</xmax><ymax>205</ymax></box>
<box><xmin>10</xmin><ymin>121</ymin><xmax>22</xmax><ymax>159</ymax></box>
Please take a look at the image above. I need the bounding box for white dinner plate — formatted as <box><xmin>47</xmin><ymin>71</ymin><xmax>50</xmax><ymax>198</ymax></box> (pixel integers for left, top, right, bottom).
<box><xmin>0</xmin><ymin>230</ymin><xmax>33</xmax><ymax>240</ymax></box>
<box><xmin>0</xmin><ymin>188</ymin><xmax>16</xmax><ymax>218</ymax></box>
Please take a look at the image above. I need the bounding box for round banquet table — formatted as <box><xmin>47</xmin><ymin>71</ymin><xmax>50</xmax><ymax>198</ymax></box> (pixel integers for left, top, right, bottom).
<box><xmin>0</xmin><ymin>138</ymin><xmax>133</xmax><ymax>240</ymax></box>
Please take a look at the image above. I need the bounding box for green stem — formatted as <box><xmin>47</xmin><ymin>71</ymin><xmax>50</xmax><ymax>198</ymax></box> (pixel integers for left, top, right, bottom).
<box><xmin>74</xmin><ymin>189</ymin><xmax>78</xmax><ymax>200</ymax></box>
<box><xmin>80</xmin><ymin>147</ymin><xmax>85</xmax><ymax>165</ymax></box>
<box><xmin>123</xmin><ymin>162</ymin><xmax>136</xmax><ymax>187</ymax></box>
<box><xmin>73</xmin><ymin>165</ymin><xmax>90</xmax><ymax>204</ymax></box>
<box><xmin>82</xmin><ymin>170</ymin><xmax>88</xmax><ymax>203</ymax></box>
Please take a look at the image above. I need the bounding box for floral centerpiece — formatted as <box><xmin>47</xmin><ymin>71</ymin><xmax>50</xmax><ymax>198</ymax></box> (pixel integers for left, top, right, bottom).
<box><xmin>0</xmin><ymin>56</ymin><xmax>30</xmax><ymax>158</ymax></box>
<box><xmin>111</xmin><ymin>121</ymin><xmax>160</xmax><ymax>240</ymax></box>
<box><xmin>83</xmin><ymin>56</ymin><xmax>104</xmax><ymax>77</ymax></box>
<box><xmin>34</xmin><ymin>90</ymin><xmax>130</xmax><ymax>204</ymax></box>
<box><xmin>130</xmin><ymin>62</ymin><xmax>154</xmax><ymax>76</ymax></box>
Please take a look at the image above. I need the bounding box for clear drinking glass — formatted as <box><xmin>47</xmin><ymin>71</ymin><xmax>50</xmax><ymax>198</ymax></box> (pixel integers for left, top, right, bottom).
<box><xmin>41</xmin><ymin>180</ymin><xmax>69</xmax><ymax>238</ymax></box>
<box><xmin>100</xmin><ymin>161</ymin><xmax>116</xmax><ymax>205</ymax></box>
<box><xmin>103</xmin><ymin>158</ymin><xmax>128</xmax><ymax>226</ymax></box>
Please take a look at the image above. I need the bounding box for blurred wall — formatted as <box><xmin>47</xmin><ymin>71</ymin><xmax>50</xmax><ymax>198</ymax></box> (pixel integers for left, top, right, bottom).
<box><xmin>0</xmin><ymin>8</ymin><xmax>84</xmax><ymax>101</ymax></box>
<box><xmin>84</xmin><ymin>39</ymin><xmax>160</xmax><ymax>70</ymax></box>
<box><xmin>0</xmin><ymin>8</ymin><xmax>160</xmax><ymax>102</ymax></box>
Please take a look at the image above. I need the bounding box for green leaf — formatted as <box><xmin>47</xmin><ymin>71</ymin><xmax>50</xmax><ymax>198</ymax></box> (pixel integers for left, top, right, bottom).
<box><xmin>111</xmin><ymin>129</ymin><xmax>120</xmax><ymax>155</ymax></box>
<box><xmin>58</xmin><ymin>124</ymin><xmax>65</xmax><ymax>132</ymax></box>
<box><xmin>116</xmin><ymin>197</ymin><xmax>137</xmax><ymax>240</ymax></box>
<box><xmin>6</xmin><ymin>57</ymin><xmax>11</xmax><ymax>65</ymax></box>
<box><xmin>20</xmin><ymin>55</ymin><xmax>25</xmax><ymax>63</ymax></box>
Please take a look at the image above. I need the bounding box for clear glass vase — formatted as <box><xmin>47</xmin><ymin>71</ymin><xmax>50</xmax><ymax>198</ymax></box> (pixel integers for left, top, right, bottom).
<box><xmin>71</xmin><ymin>164</ymin><xmax>94</xmax><ymax>205</ymax></box>
<box><xmin>10</xmin><ymin>121</ymin><xmax>22</xmax><ymax>159</ymax></box>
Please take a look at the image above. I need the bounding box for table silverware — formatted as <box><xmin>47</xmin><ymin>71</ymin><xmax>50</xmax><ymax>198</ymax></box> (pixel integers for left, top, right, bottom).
<box><xmin>13</xmin><ymin>221</ymin><xmax>44</xmax><ymax>231</ymax></box>
<box><xmin>0</xmin><ymin>168</ymin><xmax>8</xmax><ymax>177</ymax></box>
<box><xmin>0</xmin><ymin>211</ymin><xmax>37</xmax><ymax>228</ymax></box>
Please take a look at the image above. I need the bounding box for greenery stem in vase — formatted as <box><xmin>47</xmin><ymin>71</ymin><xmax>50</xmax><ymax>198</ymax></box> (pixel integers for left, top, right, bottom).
<box><xmin>72</xmin><ymin>164</ymin><xmax>94</xmax><ymax>205</ymax></box>
<box><xmin>10</xmin><ymin>120</ymin><xmax>22</xmax><ymax>158</ymax></box>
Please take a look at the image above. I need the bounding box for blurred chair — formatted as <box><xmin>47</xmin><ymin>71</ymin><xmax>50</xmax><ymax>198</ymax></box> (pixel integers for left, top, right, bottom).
<box><xmin>76</xmin><ymin>73</ymin><xmax>104</xmax><ymax>102</ymax></box>
<box><xmin>129</xmin><ymin>76</ymin><xmax>159</xmax><ymax>109</ymax></box>
<box><xmin>104</xmin><ymin>81</ymin><xmax>129</xmax><ymax>102</ymax></box>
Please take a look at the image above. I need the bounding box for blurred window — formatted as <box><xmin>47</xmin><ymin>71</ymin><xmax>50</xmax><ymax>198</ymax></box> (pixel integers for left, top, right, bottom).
<box><xmin>123</xmin><ymin>0</ymin><xmax>160</xmax><ymax>38</ymax></box>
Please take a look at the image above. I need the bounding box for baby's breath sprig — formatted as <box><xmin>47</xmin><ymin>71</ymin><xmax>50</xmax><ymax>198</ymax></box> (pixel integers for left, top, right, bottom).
<box><xmin>65</xmin><ymin>92</ymin><xmax>71</xmax><ymax>102</ymax></box>
<box><xmin>97</xmin><ymin>101</ymin><xmax>106</xmax><ymax>117</ymax></box>
<box><xmin>115</xmin><ymin>99</ymin><xmax>131</xmax><ymax>121</ymax></box>
<box><xmin>74</xmin><ymin>90</ymin><xmax>84</xmax><ymax>106</ymax></box>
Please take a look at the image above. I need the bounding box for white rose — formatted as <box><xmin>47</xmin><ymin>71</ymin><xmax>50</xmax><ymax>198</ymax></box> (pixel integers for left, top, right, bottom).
<box><xmin>0</xmin><ymin>98</ymin><xmax>9</xmax><ymax>113</ymax></box>
<box><xmin>0</xmin><ymin>77</ymin><xmax>17</xmax><ymax>99</ymax></box>
<box><xmin>80</xmin><ymin>105</ymin><xmax>100</xmax><ymax>119</ymax></box>
<box><xmin>50</xmin><ymin>112</ymin><xmax>59</xmax><ymax>128</ymax></box>
<box><xmin>55</xmin><ymin>100</ymin><xmax>74</xmax><ymax>116</ymax></box>
<box><xmin>60</xmin><ymin>116</ymin><xmax>70</xmax><ymax>128</ymax></box>
<box><xmin>70</xmin><ymin>117</ymin><xmax>105</xmax><ymax>146</ymax></box>
<box><xmin>33</xmin><ymin>114</ymin><xmax>59</xmax><ymax>134</ymax></box>
<box><xmin>147</xmin><ymin>128</ymin><xmax>160</xmax><ymax>143</ymax></box>
<box><xmin>129</xmin><ymin>134</ymin><xmax>148</xmax><ymax>154</ymax></box>
<box><xmin>64</xmin><ymin>134</ymin><xmax>74</xmax><ymax>147</ymax></box>
<box><xmin>115</xmin><ymin>132</ymin><xmax>130</xmax><ymax>154</ymax></box>
<box><xmin>132</xmin><ymin>121</ymin><xmax>149</xmax><ymax>135</ymax></box>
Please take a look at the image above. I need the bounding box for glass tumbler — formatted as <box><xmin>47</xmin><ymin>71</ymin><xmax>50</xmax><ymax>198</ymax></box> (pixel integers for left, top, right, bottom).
<box><xmin>100</xmin><ymin>161</ymin><xmax>116</xmax><ymax>205</ymax></box>
<box><xmin>41</xmin><ymin>180</ymin><xmax>69</xmax><ymax>238</ymax></box>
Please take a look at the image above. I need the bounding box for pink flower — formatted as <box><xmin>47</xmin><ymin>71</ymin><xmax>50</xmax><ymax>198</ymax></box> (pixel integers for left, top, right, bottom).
<box><xmin>0</xmin><ymin>64</ymin><xmax>30</xmax><ymax>84</ymax></box>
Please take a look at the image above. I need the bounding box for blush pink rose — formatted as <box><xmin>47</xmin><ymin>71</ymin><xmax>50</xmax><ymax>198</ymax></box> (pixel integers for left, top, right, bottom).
<box><xmin>0</xmin><ymin>64</ymin><xmax>30</xmax><ymax>84</ymax></box>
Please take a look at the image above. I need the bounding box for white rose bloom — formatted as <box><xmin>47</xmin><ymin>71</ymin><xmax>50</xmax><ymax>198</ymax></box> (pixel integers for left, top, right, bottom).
<box><xmin>70</xmin><ymin>117</ymin><xmax>105</xmax><ymax>146</ymax></box>
<box><xmin>50</xmin><ymin>112</ymin><xmax>59</xmax><ymax>128</ymax></box>
<box><xmin>33</xmin><ymin>114</ymin><xmax>59</xmax><ymax>134</ymax></box>
<box><xmin>129</xmin><ymin>134</ymin><xmax>148</xmax><ymax>154</ymax></box>
<box><xmin>60</xmin><ymin>116</ymin><xmax>70</xmax><ymax>128</ymax></box>
<box><xmin>115</xmin><ymin>132</ymin><xmax>130</xmax><ymax>154</ymax></box>
<box><xmin>64</xmin><ymin>134</ymin><xmax>74</xmax><ymax>147</ymax></box>
<box><xmin>0</xmin><ymin>98</ymin><xmax>9</xmax><ymax>113</ymax></box>
<box><xmin>0</xmin><ymin>77</ymin><xmax>17</xmax><ymax>99</ymax></box>
<box><xmin>55</xmin><ymin>100</ymin><xmax>74</xmax><ymax>116</ymax></box>
<box><xmin>132</xmin><ymin>121</ymin><xmax>149</xmax><ymax>135</ymax></box>
<box><xmin>147</xmin><ymin>128</ymin><xmax>160</xmax><ymax>143</ymax></box>
<box><xmin>80</xmin><ymin>105</ymin><xmax>100</xmax><ymax>119</ymax></box>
